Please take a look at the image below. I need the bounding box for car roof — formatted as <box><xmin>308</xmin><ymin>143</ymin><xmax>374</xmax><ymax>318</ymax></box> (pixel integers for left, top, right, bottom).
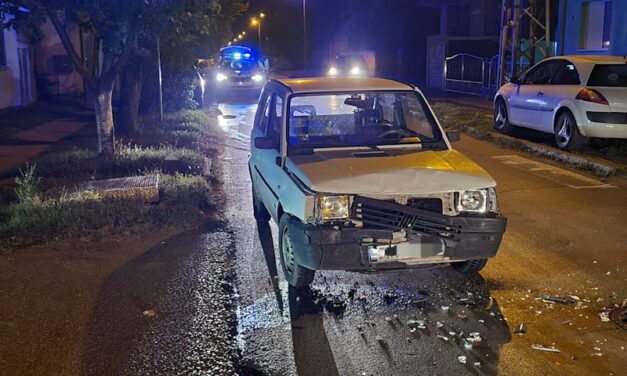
<box><xmin>549</xmin><ymin>55</ymin><xmax>627</xmax><ymax>64</ymax></box>
<box><xmin>274</xmin><ymin>77</ymin><xmax>413</xmax><ymax>94</ymax></box>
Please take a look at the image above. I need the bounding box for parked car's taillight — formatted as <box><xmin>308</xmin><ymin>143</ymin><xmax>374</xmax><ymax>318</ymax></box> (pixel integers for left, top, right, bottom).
<box><xmin>575</xmin><ymin>88</ymin><xmax>609</xmax><ymax>105</ymax></box>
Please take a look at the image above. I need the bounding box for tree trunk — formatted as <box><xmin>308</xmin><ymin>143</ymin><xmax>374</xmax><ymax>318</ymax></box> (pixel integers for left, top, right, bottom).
<box><xmin>119</xmin><ymin>62</ymin><xmax>145</xmax><ymax>135</ymax></box>
<box><xmin>94</xmin><ymin>82</ymin><xmax>116</xmax><ymax>157</ymax></box>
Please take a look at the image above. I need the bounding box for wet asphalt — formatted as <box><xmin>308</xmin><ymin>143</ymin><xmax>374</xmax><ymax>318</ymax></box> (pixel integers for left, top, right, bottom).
<box><xmin>78</xmin><ymin>89</ymin><xmax>625</xmax><ymax>376</ymax></box>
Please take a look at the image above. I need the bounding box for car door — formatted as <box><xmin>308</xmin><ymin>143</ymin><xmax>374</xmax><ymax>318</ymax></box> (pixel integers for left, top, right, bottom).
<box><xmin>508</xmin><ymin>61</ymin><xmax>556</xmax><ymax>129</ymax></box>
<box><xmin>250</xmin><ymin>92</ymin><xmax>284</xmax><ymax>218</ymax></box>
<box><xmin>538</xmin><ymin>60</ymin><xmax>582</xmax><ymax>133</ymax></box>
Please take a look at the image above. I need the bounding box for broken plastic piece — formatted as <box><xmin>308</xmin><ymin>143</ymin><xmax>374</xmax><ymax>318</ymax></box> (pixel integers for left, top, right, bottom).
<box><xmin>457</xmin><ymin>355</ymin><xmax>467</xmax><ymax>364</ymax></box>
<box><xmin>531</xmin><ymin>344</ymin><xmax>560</xmax><ymax>353</ymax></box>
<box><xmin>540</xmin><ymin>296</ymin><xmax>576</xmax><ymax>304</ymax></box>
<box><xmin>514</xmin><ymin>322</ymin><xmax>527</xmax><ymax>334</ymax></box>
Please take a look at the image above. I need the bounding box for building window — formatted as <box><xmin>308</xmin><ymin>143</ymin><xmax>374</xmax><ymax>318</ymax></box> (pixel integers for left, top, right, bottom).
<box><xmin>581</xmin><ymin>0</ymin><xmax>612</xmax><ymax>50</ymax></box>
<box><xmin>0</xmin><ymin>29</ymin><xmax>7</xmax><ymax>66</ymax></box>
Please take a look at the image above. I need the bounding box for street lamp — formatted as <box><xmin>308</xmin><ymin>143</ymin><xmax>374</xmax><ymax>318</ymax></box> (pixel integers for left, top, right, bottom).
<box><xmin>250</xmin><ymin>13</ymin><xmax>266</xmax><ymax>49</ymax></box>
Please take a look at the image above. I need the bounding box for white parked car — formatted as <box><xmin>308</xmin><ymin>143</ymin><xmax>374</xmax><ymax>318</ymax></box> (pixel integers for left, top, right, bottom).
<box><xmin>249</xmin><ymin>77</ymin><xmax>507</xmax><ymax>287</ymax></box>
<box><xmin>494</xmin><ymin>55</ymin><xmax>627</xmax><ymax>150</ymax></box>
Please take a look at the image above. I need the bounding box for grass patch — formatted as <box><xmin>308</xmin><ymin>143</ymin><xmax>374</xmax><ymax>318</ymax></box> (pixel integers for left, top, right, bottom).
<box><xmin>0</xmin><ymin>173</ymin><xmax>211</xmax><ymax>241</ymax></box>
<box><xmin>33</xmin><ymin>143</ymin><xmax>206</xmax><ymax>181</ymax></box>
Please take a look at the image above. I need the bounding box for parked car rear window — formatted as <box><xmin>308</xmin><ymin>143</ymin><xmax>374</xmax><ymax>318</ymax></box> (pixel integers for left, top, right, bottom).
<box><xmin>587</xmin><ymin>64</ymin><xmax>627</xmax><ymax>87</ymax></box>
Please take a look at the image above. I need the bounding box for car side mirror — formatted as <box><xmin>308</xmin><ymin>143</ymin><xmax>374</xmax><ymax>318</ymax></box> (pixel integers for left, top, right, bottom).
<box><xmin>446</xmin><ymin>130</ymin><xmax>461</xmax><ymax>142</ymax></box>
<box><xmin>254</xmin><ymin>137</ymin><xmax>276</xmax><ymax>149</ymax></box>
<box><xmin>509</xmin><ymin>75</ymin><xmax>521</xmax><ymax>85</ymax></box>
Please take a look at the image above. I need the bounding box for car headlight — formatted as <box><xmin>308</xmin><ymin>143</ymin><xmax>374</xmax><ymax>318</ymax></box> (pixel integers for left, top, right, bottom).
<box><xmin>457</xmin><ymin>189</ymin><xmax>487</xmax><ymax>213</ymax></box>
<box><xmin>316</xmin><ymin>195</ymin><xmax>350</xmax><ymax>221</ymax></box>
<box><xmin>252</xmin><ymin>74</ymin><xmax>264</xmax><ymax>82</ymax></box>
<box><xmin>350</xmin><ymin>66</ymin><xmax>361</xmax><ymax>75</ymax></box>
<box><xmin>328</xmin><ymin>66</ymin><xmax>338</xmax><ymax>76</ymax></box>
<box><xmin>216</xmin><ymin>73</ymin><xmax>227</xmax><ymax>82</ymax></box>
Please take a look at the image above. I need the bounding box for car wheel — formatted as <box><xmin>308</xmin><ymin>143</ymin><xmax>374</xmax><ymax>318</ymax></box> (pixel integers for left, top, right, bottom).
<box><xmin>252</xmin><ymin>183</ymin><xmax>270</xmax><ymax>222</ymax></box>
<box><xmin>452</xmin><ymin>259</ymin><xmax>488</xmax><ymax>273</ymax></box>
<box><xmin>279</xmin><ymin>215</ymin><xmax>315</xmax><ymax>288</ymax></box>
<box><xmin>493</xmin><ymin>99</ymin><xmax>514</xmax><ymax>134</ymax></box>
<box><xmin>554</xmin><ymin>111</ymin><xmax>587</xmax><ymax>151</ymax></box>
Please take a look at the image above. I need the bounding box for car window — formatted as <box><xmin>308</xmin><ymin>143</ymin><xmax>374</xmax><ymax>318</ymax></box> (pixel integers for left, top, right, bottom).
<box><xmin>587</xmin><ymin>64</ymin><xmax>627</xmax><ymax>87</ymax></box>
<box><xmin>522</xmin><ymin>61</ymin><xmax>559</xmax><ymax>85</ymax></box>
<box><xmin>257</xmin><ymin>95</ymin><xmax>271</xmax><ymax>132</ymax></box>
<box><xmin>551</xmin><ymin>61</ymin><xmax>581</xmax><ymax>85</ymax></box>
<box><xmin>287</xmin><ymin>91</ymin><xmax>442</xmax><ymax>150</ymax></box>
<box><xmin>267</xmin><ymin>95</ymin><xmax>283</xmax><ymax>148</ymax></box>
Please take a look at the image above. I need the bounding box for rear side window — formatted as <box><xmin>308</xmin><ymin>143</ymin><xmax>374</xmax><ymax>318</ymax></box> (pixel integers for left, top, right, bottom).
<box><xmin>587</xmin><ymin>64</ymin><xmax>627</xmax><ymax>87</ymax></box>
<box><xmin>551</xmin><ymin>62</ymin><xmax>581</xmax><ymax>85</ymax></box>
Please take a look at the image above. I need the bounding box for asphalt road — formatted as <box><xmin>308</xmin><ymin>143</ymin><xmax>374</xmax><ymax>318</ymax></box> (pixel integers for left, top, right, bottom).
<box><xmin>215</xmin><ymin>90</ymin><xmax>626</xmax><ymax>376</ymax></box>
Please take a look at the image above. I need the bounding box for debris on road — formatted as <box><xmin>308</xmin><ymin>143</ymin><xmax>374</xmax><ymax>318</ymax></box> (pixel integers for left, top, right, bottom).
<box><xmin>513</xmin><ymin>322</ymin><xmax>527</xmax><ymax>334</ymax></box>
<box><xmin>142</xmin><ymin>309</ymin><xmax>157</xmax><ymax>317</ymax></box>
<box><xmin>457</xmin><ymin>355</ymin><xmax>467</xmax><ymax>364</ymax></box>
<box><xmin>531</xmin><ymin>344</ymin><xmax>561</xmax><ymax>353</ymax></box>
<box><xmin>437</xmin><ymin>335</ymin><xmax>449</xmax><ymax>342</ymax></box>
<box><xmin>539</xmin><ymin>296</ymin><xmax>577</xmax><ymax>305</ymax></box>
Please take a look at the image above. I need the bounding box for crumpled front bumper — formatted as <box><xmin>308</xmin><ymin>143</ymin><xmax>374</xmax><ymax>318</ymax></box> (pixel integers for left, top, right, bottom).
<box><xmin>286</xmin><ymin>202</ymin><xmax>507</xmax><ymax>271</ymax></box>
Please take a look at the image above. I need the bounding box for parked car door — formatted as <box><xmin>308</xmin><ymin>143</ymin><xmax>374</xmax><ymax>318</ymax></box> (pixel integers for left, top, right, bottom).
<box><xmin>508</xmin><ymin>60</ymin><xmax>558</xmax><ymax>129</ymax></box>
<box><xmin>250</xmin><ymin>92</ymin><xmax>284</xmax><ymax>216</ymax></box>
<box><xmin>538</xmin><ymin>59</ymin><xmax>582</xmax><ymax>132</ymax></box>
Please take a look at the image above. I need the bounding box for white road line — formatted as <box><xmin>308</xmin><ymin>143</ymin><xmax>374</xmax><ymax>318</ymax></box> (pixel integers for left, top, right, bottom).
<box><xmin>492</xmin><ymin>155</ymin><xmax>616</xmax><ymax>189</ymax></box>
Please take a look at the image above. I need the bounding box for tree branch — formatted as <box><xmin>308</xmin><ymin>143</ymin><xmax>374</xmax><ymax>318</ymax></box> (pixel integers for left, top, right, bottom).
<box><xmin>46</xmin><ymin>8</ymin><xmax>95</xmax><ymax>86</ymax></box>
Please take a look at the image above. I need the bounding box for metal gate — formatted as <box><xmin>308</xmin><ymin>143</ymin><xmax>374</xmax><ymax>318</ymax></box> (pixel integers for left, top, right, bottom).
<box><xmin>444</xmin><ymin>54</ymin><xmax>499</xmax><ymax>97</ymax></box>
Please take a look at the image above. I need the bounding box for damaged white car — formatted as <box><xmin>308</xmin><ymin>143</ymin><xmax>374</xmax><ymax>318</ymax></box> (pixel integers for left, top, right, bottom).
<box><xmin>249</xmin><ymin>77</ymin><xmax>507</xmax><ymax>287</ymax></box>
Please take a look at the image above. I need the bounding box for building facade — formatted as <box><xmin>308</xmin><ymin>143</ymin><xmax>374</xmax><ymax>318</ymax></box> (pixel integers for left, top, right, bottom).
<box><xmin>556</xmin><ymin>0</ymin><xmax>626</xmax><ymax>57</ymax></box>
<box><xmin>0</xmin><ymin>17</ymin><xmax>36</xmax><ymax>110</ymax></box>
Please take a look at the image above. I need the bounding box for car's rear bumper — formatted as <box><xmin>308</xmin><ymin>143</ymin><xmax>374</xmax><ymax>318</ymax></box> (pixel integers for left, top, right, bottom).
<box><xmin>286</xmin><ymin>215</ymin><xmax>507</xmax><ymax>271</ymax></box>
<box><xmin>573</xmin><ymin>107</ymin><xmax>627</xmax><ymax>139</ymax></box>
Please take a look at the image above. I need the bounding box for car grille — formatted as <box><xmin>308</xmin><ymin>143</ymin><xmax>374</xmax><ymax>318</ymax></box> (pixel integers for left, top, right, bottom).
<box><xmin>586</xmin><ymin>112</ymin><xmax>627</xmax><ymax>124</ymax></box>
<box><xmin>351</xmin><ymin>196</ymin><xmax>458</xmax><ymax>238</ymax></box>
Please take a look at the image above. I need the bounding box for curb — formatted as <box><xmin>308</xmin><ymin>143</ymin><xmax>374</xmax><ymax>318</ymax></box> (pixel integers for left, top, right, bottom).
<box><xmin>462</xmin><ymin>126</ymin><xmax>626</xmax><ymax>177</ymax></box>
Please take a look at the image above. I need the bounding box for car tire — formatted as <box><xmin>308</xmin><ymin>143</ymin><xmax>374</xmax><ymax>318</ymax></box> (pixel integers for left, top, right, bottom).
<box><xmin>493</xmin><ymin>99</ymin><xmax>515</xmax><ymax>134</ymax></box>
<box><xmin>452</xmin><ymin>259</ymin><xmax>488</xmax><ymax>273</ymax></box>
<box><xmin>252</xmin><ymin>183</ymin><xmax>271</xmax><ymax>222</ymax></box>
<box><xmin>554</xmin><ymin>111</ymin><xmax>587</xmax><ymax>151</ymax></box>
<box><xmin>279</xmin><ymin>215</ymin><xmax>315</xmax><ymax>288</ymax></box>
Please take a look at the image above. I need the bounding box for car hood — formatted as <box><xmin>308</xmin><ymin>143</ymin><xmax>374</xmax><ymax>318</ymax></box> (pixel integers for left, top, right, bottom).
<box><xmin>285</xmin><ymin>149</ymin><xmax>496</xmax><ymax>195</ymax></box>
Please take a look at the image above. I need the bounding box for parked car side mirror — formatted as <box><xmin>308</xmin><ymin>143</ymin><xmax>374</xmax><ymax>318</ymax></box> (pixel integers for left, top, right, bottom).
<box><xmin>446</xmin><ymin>130</ymin><xmax>461</xmax><ymax>142</ymax></box>
<box><xmin>254</xmin><ymin>137</ymin><xmax>277</xmax><ymax>149</ymax></box>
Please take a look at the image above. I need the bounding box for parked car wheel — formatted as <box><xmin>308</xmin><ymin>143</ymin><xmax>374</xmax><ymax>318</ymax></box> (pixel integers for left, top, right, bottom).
<box><xmin>554</xmin><ymin>111</ymin><xmax>587</xmax><ymax>151</ymax></box>
<box><xmin>252</xmin><ymin>184</ymin><xmax>270</xmax><ymax>222</ymax></box>
<box><xmin>279</xmin><ymin>215</ymin><xmax>315</xmax><ymax>287</ymax></box>
<box><xmin>493</xmin><ymin>99</ymin><xmax>514</xmax><ymax>134</ymax></box>
<box><xmin>452</xmin><ymin>259</ymin><xmax>488</xmax><ymax>273</ymax></box>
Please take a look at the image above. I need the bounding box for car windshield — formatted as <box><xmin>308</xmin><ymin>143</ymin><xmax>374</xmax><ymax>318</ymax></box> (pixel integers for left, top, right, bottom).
<box><xmin>587</xmin><ymin>64</ymin><xmax>627</xmax><ymax>87</ymax></box>
<box><xmin>287</xmin><ymin>91</ymin><xmax>442</xmax><ymax>149</ymax></box>
<box><xmin>337</xmin><ymin>56</ymin><xmax>366</xmax><ymax>68</ymax></box>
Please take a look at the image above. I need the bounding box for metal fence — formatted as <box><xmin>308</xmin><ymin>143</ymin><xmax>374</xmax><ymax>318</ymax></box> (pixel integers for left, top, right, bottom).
<box><xmin>444</xmin><ymin>54</ymin><xmax>500</xmax><ymax>97</ymax></box>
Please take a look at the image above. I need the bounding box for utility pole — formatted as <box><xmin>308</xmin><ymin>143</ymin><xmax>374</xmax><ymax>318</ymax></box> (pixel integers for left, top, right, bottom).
<box><xmin>157</xmin><ymin>38</ymin><xmax>163</xmax><ymax>122</ymax></box>
<box><xmin>510</xmin><ymin>0</ymin><xmax>521</xmax><ymax>80</ymax></box>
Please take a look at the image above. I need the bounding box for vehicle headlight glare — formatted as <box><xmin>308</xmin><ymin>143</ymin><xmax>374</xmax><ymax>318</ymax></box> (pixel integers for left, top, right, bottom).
<box><xmin>328</xmin><ymin>67</ymin><xmax>338</xmax><ymax>76</ymax></box>
<box><xmin>457</xmin><ymin>190</ymin><xmax>487</xmax><ymax>213</ymax></box>
<box><xmin>317</xmin><ymin>195</ymin><xmax>350</xmax><ymax>221</ymax></box>
<box><xmin>216</xmin><ymin>73</ymin><xmax>227</xmax><ymax>82</ymax></box>
<box><xmin>350</xmin><ymin>66</ymin><xmax>361</xmax><ymax>75</ymax></box>
<box><xmin>252</xmin><ymin>74</ymin><xmax>264</xmax><ymax>82</ymax></box>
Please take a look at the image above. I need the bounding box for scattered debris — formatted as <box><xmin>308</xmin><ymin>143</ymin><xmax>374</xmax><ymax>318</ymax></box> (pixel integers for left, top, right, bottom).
<box><xmin>473</xmin><ymin>362</ymin><xmax>481</xmax><ymax>367</ymax></box>
<box><xmin>513</xmin><ymin>322</ymin><xmax>527</xmax><ymax>334</ymax></box>
<box><xmin>466</xmin><ymin>332</ymin><xmax>482</xmax><ymax>343</ymax></box>
<box><xmin>457</xmin><ymin>313</ymin><xmax>468</xmax><ymax>320</ymax></box>
<box><xmin>437</xmin><ymin>335</ymin><xmax>449</xmax><ymax>342</ymax></box>
<box><xmin>540</xmin><ymin>296</ymin><xmax>577</xmax><ymax>305</ymax></box>
<box><xmin>142</xmin><ymin>309</ymin><xmax>157</xmax><ymax>317</ymax></box>
<box><xmin>532</xmin><ymin>344</ymin><xmax>561</xmax><ymax>353</ymax></box>
<box><xmin>441</xmin><ymin>305</ymin><xmax>450</xmax><ymax>311</ymax></box>
<box><xmin>457</xmin><ymin>355</ymin><xmax>467</xmax><ymax>364</ymax></box>
<box><xmin>561</xmin><ymin>320</ymin><xmax>572</xmax><ymax>325</ymax></box>
<box><xmin>436</xmin><ymin>321</ymin><xmax>444</xmax><ymax>328</ymax></box>
<box><xmin>591</xmin><ymin>352</ymin><xmax>603</xmax><ymax>357</ymax></box>
<box><xmin>599</xmin><ymin>311</ymin><xmax>611</xmax><ymax>322</ymax></box>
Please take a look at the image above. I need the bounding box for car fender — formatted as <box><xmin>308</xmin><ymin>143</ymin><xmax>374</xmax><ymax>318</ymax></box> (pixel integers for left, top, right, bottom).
<box><xmin>552</xmin><ymin>100</ymin><xmax>588</xmax><ymax>136</ymax></box>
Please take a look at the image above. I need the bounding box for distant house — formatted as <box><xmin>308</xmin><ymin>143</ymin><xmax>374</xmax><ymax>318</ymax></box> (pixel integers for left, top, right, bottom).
<box><xmin>556</xmin><ymin>0</ymin><xmax>626</xmax><ymax>57</ymax></box>
<box><xmin>0</xmin><ymin>16</ymin><xmax>36</xmax><ymax>110</ymax></box>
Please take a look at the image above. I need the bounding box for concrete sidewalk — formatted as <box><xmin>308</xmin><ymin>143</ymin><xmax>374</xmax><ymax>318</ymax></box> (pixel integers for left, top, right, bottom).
<box><xmin>0</xmin><ymin>112</ymin><xmax>93</xmax><ymax>175</ymax></box>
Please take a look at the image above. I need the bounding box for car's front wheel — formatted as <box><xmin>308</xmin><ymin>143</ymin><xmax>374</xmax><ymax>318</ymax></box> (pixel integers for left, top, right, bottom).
<box><xmin>493</xmin><ymin>99</ymin><xmax>514</xmax><ymax>134</ymax></box>
<box><xmin>452</xmin><ymin>259</ymin><xmax>488</xmax><ymax>273</ymax></box>
<box><xmin>554</xmin><ymin>111</ymin><xmax>587</xmax><ymax>151</ymax></box>
<box><xmin>279</xmin><ymin>215</ymin><xmax>315</xmax><ymax>288</ymax></box>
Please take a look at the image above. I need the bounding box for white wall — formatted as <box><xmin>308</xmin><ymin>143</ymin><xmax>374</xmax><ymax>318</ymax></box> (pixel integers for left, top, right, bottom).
<box><xmin>0</xmin><ymin>19</ymin><xmax>35</xmax><ymax>110</ymax></box>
